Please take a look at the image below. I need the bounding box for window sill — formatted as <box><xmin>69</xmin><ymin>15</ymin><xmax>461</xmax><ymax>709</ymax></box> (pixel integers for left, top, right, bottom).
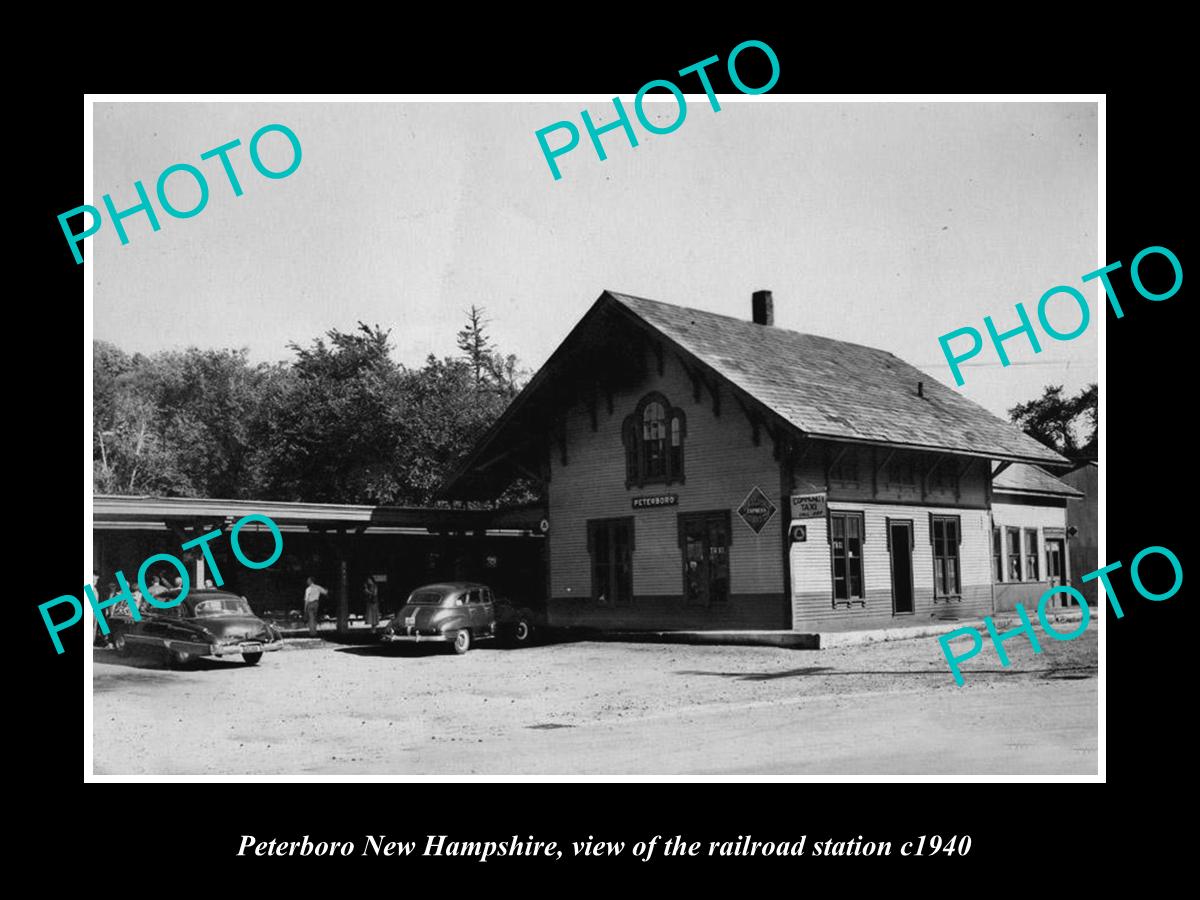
<box><xmin>625</xmin><ymin>479</ymin><xmax>685</xmax><ymax>490</ymax></box>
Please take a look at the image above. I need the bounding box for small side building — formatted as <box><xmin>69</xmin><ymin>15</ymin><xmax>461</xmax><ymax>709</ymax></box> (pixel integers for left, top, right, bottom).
<box><xmin>989</xmin><ymin>464</ymin><xmax>1084</xmax><ymax>612</ymax></box>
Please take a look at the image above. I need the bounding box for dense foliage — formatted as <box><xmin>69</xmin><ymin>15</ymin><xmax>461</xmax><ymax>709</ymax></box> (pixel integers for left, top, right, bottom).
<box><xmin>93</xmin><ymin>313</ymin><xmax>530</xmax><ymax>505</ymax></box>
<box><xmin>1008</xmin><ymin>383</ymin><xmax>1097</xmax><ymax>460</ymax></box>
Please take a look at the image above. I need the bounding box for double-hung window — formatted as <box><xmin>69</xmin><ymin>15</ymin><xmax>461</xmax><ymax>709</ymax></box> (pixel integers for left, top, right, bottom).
<box><xmin>829</xmin><ymin>511</ymin><xmax>865</xmax><ymax>602</ymax></box>
<box><xmin>1024</xmin><ymin>528</ymin><xmax>1039</xmax><ymax>581</ymax></box>
<box><xmin>931</xmin><ymin>515</ymin><xmax>962</xmax><ymax>599</ymax></box>
<box><xmin>1007</xmin><ymin>527</ymin><xmax>1022</xmax><ymax>581</ymax></box>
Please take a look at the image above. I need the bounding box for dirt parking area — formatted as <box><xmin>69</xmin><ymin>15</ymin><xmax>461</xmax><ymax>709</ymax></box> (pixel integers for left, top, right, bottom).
<box><xmin>92</xmin><ymin>627</ymin><xmax>1097</xmax><ymax>776</ymax></box>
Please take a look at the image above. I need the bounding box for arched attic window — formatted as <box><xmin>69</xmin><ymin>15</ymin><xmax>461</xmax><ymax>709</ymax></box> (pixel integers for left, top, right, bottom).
<box><xmin>622</xmin><ymin>392</ymin><xmax>686</xmax><ymax>488</ymax></box>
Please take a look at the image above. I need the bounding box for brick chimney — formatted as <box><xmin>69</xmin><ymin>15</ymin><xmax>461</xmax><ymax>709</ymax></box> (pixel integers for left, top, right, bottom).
<box><xmin>752</xmin><ymin>290</ymin><xmax>774</xmax><ymax>326</ymax></box>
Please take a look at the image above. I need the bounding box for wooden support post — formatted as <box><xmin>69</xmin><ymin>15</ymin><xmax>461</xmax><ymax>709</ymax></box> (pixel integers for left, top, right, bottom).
<box><xmin>875</xmin><ymin>448</ymin><xmax>896</xmax><ymax>498</ymax></box>
<box><xmin>827</xmin><ymin>445</ymin><xmax>848</xmax><ymax>485</ymax></box>
<box><xmin>337</xmin><ymin>534</ymin><xmax>350</xmax><ymax>634</ymax></box>
<box><xmin>955</xmin><ymin>457</ymin><xmax>973</xmax><ymax>501</ymax></box>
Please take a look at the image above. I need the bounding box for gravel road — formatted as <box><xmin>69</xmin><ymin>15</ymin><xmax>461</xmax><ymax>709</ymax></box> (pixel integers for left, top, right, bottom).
<box><xmin>92</xmin><ymin>626</ymin><xmax>1098</xmax><ymax>776</ymax></box>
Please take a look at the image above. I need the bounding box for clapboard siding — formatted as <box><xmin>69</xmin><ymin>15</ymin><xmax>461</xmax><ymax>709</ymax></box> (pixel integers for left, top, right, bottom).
<box><xmin>992</xmin><ymin>499</ymin><xmax>1068</xmax><ymax>534</ymax></box>
<box><xmin>790</xmin><ymin>502</ymin><xmax>994</xmax><ymax>631</ymax></box>
<box><xmin>548</xmin><ymin>344</ymin><xmax>785</xmax><ymax>628</ymax></box>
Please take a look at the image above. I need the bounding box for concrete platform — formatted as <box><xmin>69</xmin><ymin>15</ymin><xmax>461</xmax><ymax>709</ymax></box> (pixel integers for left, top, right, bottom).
<box><xmin>273</xmin><ymin>620</ymin><xmax>377</xmax><ymax>638</ymax></box>
<box><xmin>817</xmin><ymin>607</ymin><xmax>1086</xmax><ymax>648</ymax></box>
<box><xmin>596</xmin><ymin>629</ymin><xmax>820</xmax><ymax>649</ymax></box>
<box><xmin>586</xmin><ymin>607</ymin><xmax>1089</xmax><ymax>651</ymax></box>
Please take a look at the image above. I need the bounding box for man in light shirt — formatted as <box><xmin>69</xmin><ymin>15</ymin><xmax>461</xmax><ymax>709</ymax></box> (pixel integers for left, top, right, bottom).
<box><xmin>303</xmin><ymin>577</ymin><xmax>328</xmax><ymax>637</ymax></box>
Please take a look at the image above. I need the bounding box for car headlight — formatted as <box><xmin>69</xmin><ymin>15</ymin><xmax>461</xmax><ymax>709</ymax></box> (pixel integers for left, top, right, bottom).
<box><xmin>377</xmin><ymin>618</ymin><xmax>392</xmax><ymax>631</ymax></box>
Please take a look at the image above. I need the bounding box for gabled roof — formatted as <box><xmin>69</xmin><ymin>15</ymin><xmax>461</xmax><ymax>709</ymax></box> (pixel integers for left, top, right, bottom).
<box><xmin>439</xmin><ymin>290</ymin><xmax>1069</xmax><ymax>498</ymax></box>
<box><xmin>608</xmin><ymin>292</ymin><xmax>1066</xmax><ymax>466</ymax></box>
<box><xmin>992</xmin><ymin>463</ymin><xmax>1085</xmax><ymax>498</ymax></box>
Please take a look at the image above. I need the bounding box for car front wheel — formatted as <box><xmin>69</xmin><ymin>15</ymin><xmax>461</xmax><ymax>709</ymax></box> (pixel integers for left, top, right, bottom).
<box><xmin>111</xmin><ymin>632</ymin><xmax>128</xmax><ymax>656</ymax></box>
<box><xmin>513</xmin><ymin>619</ymin><xmax>533</xmax><ymax>645</ymax></box>
<box><xmin>452</xmin><ymin>630</ymin><xmax>472</xmax><ymax>654</ymax></box>
<box><xmin>242</xmin><ymin>652</ymin><xmax>263</xmax><ymax>665</ymax></box>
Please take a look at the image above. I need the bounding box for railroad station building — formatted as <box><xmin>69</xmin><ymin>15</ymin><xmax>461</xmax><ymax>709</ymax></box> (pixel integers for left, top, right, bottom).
<box><xmin>441</xmin><ymin>289</ymin><xmax>1076</xmax><ymax>633</ymax></box>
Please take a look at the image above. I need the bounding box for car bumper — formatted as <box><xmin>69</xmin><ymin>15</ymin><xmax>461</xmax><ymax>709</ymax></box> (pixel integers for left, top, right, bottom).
<box><xmin>207</xmin><ymin>640</ymin><xmax>283</xmax><ymax>657</ymax></box>
<box><xmin>380</xmin><ymin>631</ymin><xmax>453</xmax><ymax>643</ymax></box>
<box><xmin>160</xmin><ymin>638</ymin><xmax>282</xmax><ymax>657</ymax></box>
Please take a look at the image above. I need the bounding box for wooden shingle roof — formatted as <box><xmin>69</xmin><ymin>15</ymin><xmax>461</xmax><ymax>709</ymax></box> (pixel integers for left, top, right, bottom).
<box><xmin>438</xmin><ymin>290</ymin><xmax>1070</xmax><ymax>499</ymax></box>
<box><xmin>608</xmin><ymin>291</ymin><xmax>1068</xmax><ymax>466</ymax></box>
<box><xmin>992</xmin><ymin>463</ymin><xmax>1084</xmax><ymax>498</ymax></box>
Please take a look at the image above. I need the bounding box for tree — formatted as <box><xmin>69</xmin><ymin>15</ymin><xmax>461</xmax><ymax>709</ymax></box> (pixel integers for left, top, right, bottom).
<box><xmin>92</xmin><ymin>313</ymin><xmax>532</xmax><ymax>505</ymax></box>
<box><xmin>93</xmin><ymin>368</ymin><xmax>195</xmax><ymax>496</ymax></box>
<box><xmin>456</xmin><ymin>305</ymin><xmax>492</xmax><ymax>389</ymax></box>
<box><xmin>394</xmin><ymin>355</ymin><xmax>511</xmax><ymax>502</ymax></box>
<box><xmin>251</xmin><ymin>323</ymin><xmax>408</xmax><ymax>504</ymax></box>
<box><xmin>485</xmin><ymin>350</ymin><xmax>525</xmax><ymax>399</ymax></box>
<box><xmin>1008</xmin><ymin>383</ymin><xmax>1097</xmax><ymax>460</ymax></box>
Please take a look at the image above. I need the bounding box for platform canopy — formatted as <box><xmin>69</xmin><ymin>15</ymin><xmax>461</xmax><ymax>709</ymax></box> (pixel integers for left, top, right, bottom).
<box><xmin>93</xmin><ymin>495</ymin><xmax>544</xmax><ymax>535</ymax></box>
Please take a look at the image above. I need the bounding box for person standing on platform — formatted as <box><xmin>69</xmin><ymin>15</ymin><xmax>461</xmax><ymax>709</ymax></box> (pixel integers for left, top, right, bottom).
<box><xmin>362</xmin><ymin>576</ymin><xmax>380</xmax><ymax>628</ymax></box>
<box><xmin>303</xmin><ymin>577</ymin><xmax>328</xmax><ymax>638</ymax></box>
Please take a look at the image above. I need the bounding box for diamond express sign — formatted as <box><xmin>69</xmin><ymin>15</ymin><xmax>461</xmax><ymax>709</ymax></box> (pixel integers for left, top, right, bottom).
<box><xmin>737</xmin><ymin>486</ymin><xmax>777</xmax><ymax>534</ymax></box>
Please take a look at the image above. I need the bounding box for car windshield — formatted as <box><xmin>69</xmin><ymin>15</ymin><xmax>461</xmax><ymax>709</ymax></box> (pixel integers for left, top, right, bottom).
<box><xmin>191</xmin><ymin>597</ymin><xmax>255</xmax><ymax>617</ymax></box>
<box><xmin>408</xmin><ymin>590</ymin><xmax>449</xmax><ymax>605</ymax></box>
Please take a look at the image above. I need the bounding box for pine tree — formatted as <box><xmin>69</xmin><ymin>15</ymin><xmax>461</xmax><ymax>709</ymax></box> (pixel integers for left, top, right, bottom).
<box><xmin>456</xmin><ymin>306</ymin><xmax>492</xmax><ymax>389</ymax></box>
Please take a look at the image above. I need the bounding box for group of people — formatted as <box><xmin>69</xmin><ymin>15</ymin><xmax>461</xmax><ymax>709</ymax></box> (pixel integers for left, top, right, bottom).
<box><xmin>88</xmin><ymin>569</ymin><xmax>386</xmax><ymax>644</ymax></box>
<box><xmin>90</xmin><ymin>570</ymin><xmax>183</xmax><ymax>647</ymax></box>
<box><xmin>91</xmin><ymin>569</ymin><xmax>225</xmax><ymax>642</ymax></box>
<box><xmin>301</xmin><ymin>576</ymin><xmax>381</xmax><ymax>637</ymax></box>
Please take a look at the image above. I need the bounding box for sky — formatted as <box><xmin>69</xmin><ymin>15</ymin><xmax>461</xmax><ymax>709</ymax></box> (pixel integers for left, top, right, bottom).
<box><xmin>93</xmin><ymin>100</ymin><xmax>1098</xmax><ymax>419</ymax></box>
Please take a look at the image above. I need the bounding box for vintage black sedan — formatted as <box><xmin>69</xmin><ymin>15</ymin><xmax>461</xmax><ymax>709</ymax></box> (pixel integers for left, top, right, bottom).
<box><xmin>109</xmin><ymin>589</ymin><xmax>283</xmax><ymax>666</ymax></box>
<box><xmin>378</xmin><ymin>582</ymin><xmax>541</xmax><ymax>654</ymax></box>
